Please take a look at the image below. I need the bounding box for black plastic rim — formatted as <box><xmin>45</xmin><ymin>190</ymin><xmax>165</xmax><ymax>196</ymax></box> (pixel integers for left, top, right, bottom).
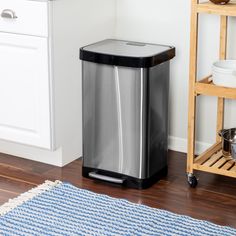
<box><xmin>80</xmin><ymin>41</ymin><xmax>175</xmax><ymax>68</ymax></box>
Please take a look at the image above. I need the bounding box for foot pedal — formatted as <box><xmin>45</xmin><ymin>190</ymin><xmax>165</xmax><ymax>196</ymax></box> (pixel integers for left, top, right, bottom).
<box><xmin>88</xmin><ymin>172</ymin><xmax>124</xmax><ymax>184</ymax></box>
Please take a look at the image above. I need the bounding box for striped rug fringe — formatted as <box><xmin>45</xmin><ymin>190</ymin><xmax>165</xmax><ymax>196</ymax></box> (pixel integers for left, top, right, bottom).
<box><xmin>0</xmin><ymin>180</ymin><xmax>62</xmax><ymax>217</ymax></box>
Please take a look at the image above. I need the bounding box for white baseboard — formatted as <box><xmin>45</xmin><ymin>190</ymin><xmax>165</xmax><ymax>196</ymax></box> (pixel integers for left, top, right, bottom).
<box><xmin>0</xmin><ymin>135</ymin><xmax>211</xmax><ymax>166</ymax></box>
<box><xmin>0</xmin><ymin>138</ymin><xmax>81</xmax><ymax>167</ymax></box>
<box><xmin>168</xmin><ymin>136</ymin><xmax>212</xmax><ymax>155</ymax></box>
<box><xmin>0</xmin><ymin>139</ymin><xmax>64</xmax><ymax>166</ymax></box>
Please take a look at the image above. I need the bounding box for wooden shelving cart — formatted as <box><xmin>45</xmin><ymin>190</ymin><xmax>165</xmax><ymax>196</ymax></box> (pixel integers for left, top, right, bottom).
<box><xmin>187</xmin><ymin>0</ymin><xmax>236</xmax><ymax>187</ymax></box>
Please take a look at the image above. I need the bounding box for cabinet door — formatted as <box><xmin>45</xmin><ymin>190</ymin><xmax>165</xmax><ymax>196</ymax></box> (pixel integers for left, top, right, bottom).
<box><xmin>0</xmin><ymin>32</ymin><xmax>52</xmax><ymax>149</ymax></box>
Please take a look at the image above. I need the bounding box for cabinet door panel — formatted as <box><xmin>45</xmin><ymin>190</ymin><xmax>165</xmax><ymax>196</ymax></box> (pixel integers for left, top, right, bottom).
<box><xmin>0</xmin><ymin>0</ymin><xmax>48</xmax><ymax>37</ymax></box>
<box><xmin>0</xmin><ymin>32</ymin><xmax>51</xmax><ymax>149</ymax></box>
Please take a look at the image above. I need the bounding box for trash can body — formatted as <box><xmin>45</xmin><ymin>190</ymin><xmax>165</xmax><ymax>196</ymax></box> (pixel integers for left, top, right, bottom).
<box><xmin>80</xmin><ymin>39</ymin><xmax>175</xmax><ymax>189</ymax></box>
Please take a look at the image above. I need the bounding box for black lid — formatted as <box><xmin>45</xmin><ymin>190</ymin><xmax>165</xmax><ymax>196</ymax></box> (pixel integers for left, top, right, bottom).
<box><xmin>80</xmin><ymin>39</ymin><xmax>175</xmax><ymax>68</ymax></box>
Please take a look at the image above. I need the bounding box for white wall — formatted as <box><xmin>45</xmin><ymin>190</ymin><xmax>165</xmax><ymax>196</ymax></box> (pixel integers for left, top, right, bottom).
<box><xmin>51</xmin><ymin>0</ymin><xmax>117</xmax><ymax>166</ymax></box>
<box><xmin>116</xmin><ymin>0</ymin><xmax>236</xmax><ymax>154</ymax></box>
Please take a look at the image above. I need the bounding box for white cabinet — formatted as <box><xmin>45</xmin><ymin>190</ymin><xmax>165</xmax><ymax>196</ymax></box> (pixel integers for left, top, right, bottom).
<box><xmin>0</xmin><ymin>0</ymin><xmax>51</xmax><ymax>149</ymax></box>
<box><xmin>0</xmin><ymin>33</ymin><xmax>51</xmax><ymax>149</ymax></box>
<box><xmin>0</xmin><ymin>0</ymin><xmax>116</xmax><ymax>166</ymax></box>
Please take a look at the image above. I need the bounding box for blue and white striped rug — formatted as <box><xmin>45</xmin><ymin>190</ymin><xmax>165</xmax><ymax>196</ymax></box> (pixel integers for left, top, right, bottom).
<box><xmin>0</xmin><ymin>181</ymin><xmax>235</xmax><ymax>236</ymax></box>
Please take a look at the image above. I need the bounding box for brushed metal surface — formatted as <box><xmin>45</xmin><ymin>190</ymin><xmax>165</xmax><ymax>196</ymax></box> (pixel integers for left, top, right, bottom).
<box><xmin>219</xmin><ymin>128</ymin><xmax>236</xmax><ymax>160</ymax></box>
<box><xmin>1</xmin><ymin>9</ymin><xmax>17</xmax><ymax>19</ymax></box>
<box><xmin>82</xmin><ymin>61</ymin><xmax>169</xmax><ymax>180</ymax></box>
<box><xmin>88</xmin><ymin>172</ymin><xmax>124</xmax><ymax>184</ymax></box>
<box><xmin>82</xmin><ymin>61</ymin><xmax>147</xmax><ymax>178</ymax></box>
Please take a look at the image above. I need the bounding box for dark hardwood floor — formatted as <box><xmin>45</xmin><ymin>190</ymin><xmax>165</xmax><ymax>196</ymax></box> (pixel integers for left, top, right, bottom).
<box><xmin>0</xmin><ymin>150</ymin><xmax>236</xmax><ymax>228</ymax></box>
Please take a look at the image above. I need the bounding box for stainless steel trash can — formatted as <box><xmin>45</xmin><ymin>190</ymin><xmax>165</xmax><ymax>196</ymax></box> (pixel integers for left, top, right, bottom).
<box><xmin>80</xmin><ymin>39</ymin><xmax>175</xmax><ymax>189</ymax></box>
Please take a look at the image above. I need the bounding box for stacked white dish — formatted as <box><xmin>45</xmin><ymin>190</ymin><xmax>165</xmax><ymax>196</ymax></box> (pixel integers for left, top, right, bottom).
<box><xmin>212</xmin><ymin>60</ymin><xmax>236</xmax><ymax>88</ymax></box>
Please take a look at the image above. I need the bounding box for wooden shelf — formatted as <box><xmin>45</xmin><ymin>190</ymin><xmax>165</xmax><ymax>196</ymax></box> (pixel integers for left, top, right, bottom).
<box><xmin>197</xmin><ymin>1</ymin><xmax>236</xmax><ymax>16</ymax></box>
<box><xmin>187</xmin><ymin>0</ymin><xmax>236</xmax><ymax>185</ymax></box>
<box><xmin>193</xmin><ymin>142</ymin><xmax>236</xmax><ymax>178</ymax></box>
<box><xmin>195</xmin><ymin>75</ymin><xmax>236</xmax><ymax>99</ymax></box>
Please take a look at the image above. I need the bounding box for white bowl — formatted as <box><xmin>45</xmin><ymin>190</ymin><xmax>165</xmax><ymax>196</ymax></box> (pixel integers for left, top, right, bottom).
<box><xmin>212</xmin><ymin>60</ymin><xmax>236</xmax><ymax>88</ymax></box>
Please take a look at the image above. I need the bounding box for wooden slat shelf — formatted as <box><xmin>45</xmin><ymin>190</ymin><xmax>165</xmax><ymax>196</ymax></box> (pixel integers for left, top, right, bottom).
<box><xmin>197</xmin><ymin>1</ymin><xmax>236</xmax><ymax>16</ymax></box>
<box><xmin>195</xmin><ymin>76</ymin><xmax>236</xmax><ymax>99</ymax></box>
<box><xmin>193</xmin><ymin>143</ymin><xmax>236</xmax><ymax>178</ymax></box>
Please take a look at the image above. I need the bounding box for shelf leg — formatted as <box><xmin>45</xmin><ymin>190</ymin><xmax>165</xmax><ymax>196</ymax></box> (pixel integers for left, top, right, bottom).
<box><xmin>216</xmin><ymin>16</ymin><xmax>227</xmax><ymax>142</ymax></box>
<box><xmin>216</xmin><ymin>98</ymin><xmax>224</xmax><ymax>142</ymax></box>
<box><xmin>187</xmin><ymin>0</ymin><xmax>199</xmax><ymax>174</ymax></box>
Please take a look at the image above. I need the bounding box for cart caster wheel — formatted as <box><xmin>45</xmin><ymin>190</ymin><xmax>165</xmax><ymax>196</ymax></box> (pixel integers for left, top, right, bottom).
<box><xmin>187</xmin><ymin>174</ymin><xmax>198</xmax><ymax>188</ymax></box>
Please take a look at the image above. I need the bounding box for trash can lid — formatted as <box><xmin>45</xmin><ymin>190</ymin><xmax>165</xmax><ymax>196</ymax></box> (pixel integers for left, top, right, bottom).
<box><xmin>80</xmin><ymin>39</ymin><xmax>175</xmax><ymax>68</ymax></box>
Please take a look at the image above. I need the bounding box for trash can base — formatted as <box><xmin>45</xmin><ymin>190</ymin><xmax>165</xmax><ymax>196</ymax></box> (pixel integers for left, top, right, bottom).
<box><xmin>82</xmin><ymin>166</ymin><xmax>168</xmax><ymax>190</ymax></box>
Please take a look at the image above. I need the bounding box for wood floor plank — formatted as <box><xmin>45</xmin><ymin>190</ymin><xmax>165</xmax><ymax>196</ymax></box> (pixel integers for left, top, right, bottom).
<box><xmin>0</xmin><ymin>152</ymin><xmax>54</xmax><ymax>174</ymax></box>
<box><xmin>0</xmin><ymin>163</ymin><xmax>47</xmax><ymax>185</ymax></box>
<box><xmin>0</xmin><ymin>190</ymin><xmax>18</xmax><ymax>204</ymax></box>
<box><xmin>0</xmin><ymin>150</ymin><xmax>236</xmax><ymax>228</ymax></box>
<box><xmin>0</xmin><ymin>176</ymin><xmax>35</xmax><ymax>194</ymax></box>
